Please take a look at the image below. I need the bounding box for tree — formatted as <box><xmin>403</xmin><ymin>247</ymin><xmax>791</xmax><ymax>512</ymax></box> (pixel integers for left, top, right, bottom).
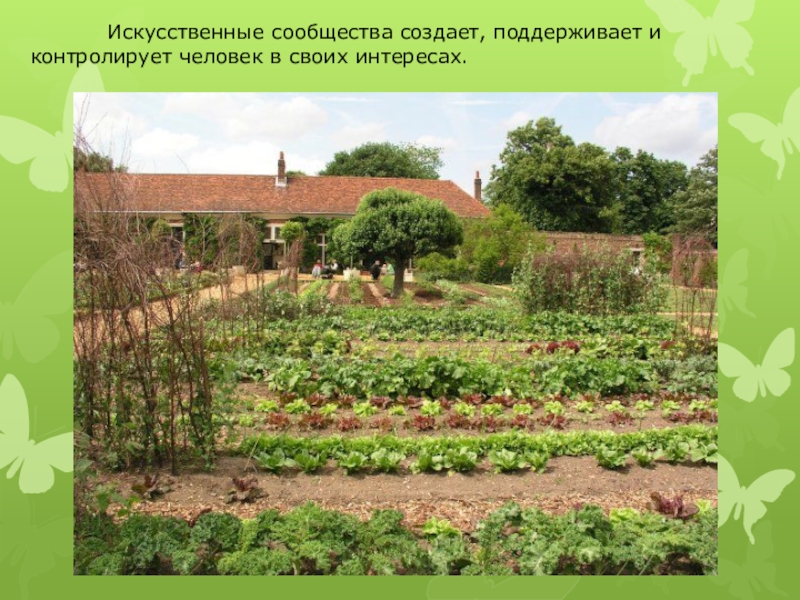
<box><xmin>333</xmin><ymin>188</ymin><xmax>463</xmax><ymax>297</ymax></box>
<box><xmin>669</xmin><ymin>146</ymin><xmax>718</xmax><ymax>246</ymax></box>
<box><xmin>459</xmin><ymin>205</ymin><xmax>545</xmax><ymax>283</ymax></box>
<box><xmin>486</xmin><ymin>118</ymin><xmax>616</xmax><ymax>232</ymax></box>
<box><xmin>603</xmin><ymin>148</ymin><xmax>689</xmax><ymax>234</ymax></box>
<box><xmin>319</xmin><ymin>142</ymin><xmax>443</xmax><ymax>179</ymax></box>
<box><xmin>73</xmin><ymin>147</ymin><xmax>127</xmax><ymax>172</ymax></box>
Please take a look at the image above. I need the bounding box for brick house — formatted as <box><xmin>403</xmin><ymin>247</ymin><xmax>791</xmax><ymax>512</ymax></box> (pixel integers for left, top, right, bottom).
<box><xmin>75</xmin><ymin>152</ymin><xmax>490</xmax><ymax>269</ymax></box>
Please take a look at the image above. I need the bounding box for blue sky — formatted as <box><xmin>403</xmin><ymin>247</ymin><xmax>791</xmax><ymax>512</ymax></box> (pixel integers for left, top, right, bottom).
<box><xmin>75</xmin><ymin>92</ymin><xmax>717</xmax><ymax>195</ymax></box>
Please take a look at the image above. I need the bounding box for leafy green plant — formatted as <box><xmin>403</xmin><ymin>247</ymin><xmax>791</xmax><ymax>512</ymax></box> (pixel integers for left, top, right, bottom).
<box><xmin>320</xmin><ymin>403</ymin><xmax>338</xmax><ymax>417</ymax></box>
<box><xmin>488</xmin><ymin>449</ymin><xmax>527</xmax><ymax>473</ymax></box>
<box><xmin>660</xmin><ymin>399</ymin><xmax>681</xmax><ymax>415</ymax></box>
<box><xmin>256</xmin><ymin>449</ymin><xmax>296</xmax><ymax>474</ymax></box>
<box><xmin>445</xmin><ymin>447</ymin><xmax>478</xmax><ymax>472</ymax></box>
<box><xmin>634</xmin><ymin>400</ymin><xmax>655</xmax><ymax>412</ymax></box>
<box><xmin>254</xmin><ymin>399</ymin><xmax>280</xmax><ymax>413</ymax></box>
<box><xmin>596</xmin><ymin>445</ymin><xmax>628</xmax><ymax>470</ymax></box>
<box><xmin>370</xmin><ymin>448</ymin><xmax>406</xmax><ymax>473</ymax></box>
<box><xmin>293</xmin><ymin>450</ymin><xmax>328</xmax><ymax>474</ymax></box>
<box><xmin>631</xmin><ymin>448</ymin><xmax>663</xmax><ymax>468</ymax></box>
<box><xmin>388</xmin><ymin>405</ymin><xmax>407</xmax><ymax>416</ymax></box>
<box><xmin>420</xmin><ymin>400</ymin><xmax>444</xmax><ymax>417</ymax></box>
<box><xmin>337</xmin><ymin>451</ymin><xmax>369</xmax><ymax>474</ymax></box>
<box><xmin>543</xmin><ymin>400</ymin><xmax>565</xmax><ymax>416</ymax></box>
<box><xmin>575</xmin><ymin>400</ymin><xmax>595</xmax><ymax>413</ymax></box>
<box><xmin>410</xmin><ymin>451</ymin><xmax>447</xmax><ymax>474</ymax></box>
<box><xmin>284</xmin><ymin>399</ymin><xmax>311</xmax><ymax>415</ymax></box>
<box><xmin>423</xmin><ymin>517</ymin><xmax>461</xmax><ymax>538</ymax></box>
<box><xmin>353</xmin><ymin>401</ymin><xmax>378</xmax><ymax>417</ymax></box>
<box><xmin>525</xmin><ymin>451</ymin><xmax>549</xmax><ymax>473</ymax></box>
<box><xmin>604</xmin><ymin>400</ymin><xmax>627</xmax><ymax>414</ymax></box>
<box><xmin>238</xmin><ymin>414</ymin><xmax>256</xmax><ymax>427</ymax></box>
<box><xmin>512</xmin><ymin>403</ymin><xmax>533</xmax><ymax>416</ymax></box>
<box><xmin>664</xmin><ymin>440</ymin><xmax>690</xmax><ymax>464</ymax></box>
<box><xmin>481</xmin><ymin>403</ymin><xmax>504</xmax><ymax>417</ymax></box>
<box><xmin>453</xmin><ymin>402</ymin><xmax>475</xmax><ymax>417</ymax></box>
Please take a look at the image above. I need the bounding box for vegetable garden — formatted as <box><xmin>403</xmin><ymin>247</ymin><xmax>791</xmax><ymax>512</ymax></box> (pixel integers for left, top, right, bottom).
<box><xmin>74</xmin><ymin>274</ymin><xmax>717</xmax><ymax>576</ymax></box>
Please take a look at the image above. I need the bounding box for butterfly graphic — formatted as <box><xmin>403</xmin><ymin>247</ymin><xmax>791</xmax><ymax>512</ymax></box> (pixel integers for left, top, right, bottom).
<box><xmin>716</xmin><ymin>521</ymin><xmax>786</xmax><ymax>600</ymax></box>
<box><xmin>0</xmin><ymin>251</ymin><xmax>71</xmax><ymax>363</ymax></box>
<box><xmin>718</xmin><ymin>455</ymin><xmax>795</xmax><ymax>544</ymax></box>
<box><xmin>0</xmin><ymin>485</ymin><xmax>71</xmax><ymax>600</ymax></box>
<box><xmin>0</xmin><ymin>374</ymin><xmax>72</xmax><ymax>494</ymax></box>
<box><xmin>726</xmin><ymin>397</ymin><xmax>783</xmax><ymax>459</ymax></box>
<box><xmin>729</xmin><ymin>87</ymin><xmax>800</xmax><ymax>180</ymax></box>
<box><xmin>0</xmin><ymin>64</ymin><xmax>103</xmax><ymax>192</ymax></box>
<box><xmin>718</xmin><ymin>248</ymin><xmax>755</xmax><ymax>333</ymax></box>
<box><xmin>645</xmin><ymin>0</ymin><xmax>755</xmax><ymax>86</ymax></box>
<box><xmin>719</xmin><ymin>328</ymin><xmax>794</xmax><ymax>402</ymax></box>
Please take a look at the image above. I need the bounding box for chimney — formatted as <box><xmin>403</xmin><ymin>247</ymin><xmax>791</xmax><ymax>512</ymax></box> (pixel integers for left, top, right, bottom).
<box><xmin>474</xmin><ymin>170</ymin><xmax>482</xmax><ymax>201</ymax></box>
<box><xmin>276</xmin><ymin>151</ymin><xmax>287</xmax><ymax>187</ymax></box>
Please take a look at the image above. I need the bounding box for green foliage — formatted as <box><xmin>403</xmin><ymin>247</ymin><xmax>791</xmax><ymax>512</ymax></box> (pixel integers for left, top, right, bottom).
<box><xmin>332</xmin><ymin>188</ymin><xmax>463</xmax><ymax>297</ymax></box>
<box><xmin>285</xmin><ymin>399</ymin><xmax>311</xmax><ymax>415</ymax></box>
<box><xmin>353</xmin><ymin>401</ymin><xmax>379</xmax><ymax>417</ymax></box>
<box><xmin>280</xmin><ymin>221</ymin><xmax>305</xmax><ymax>246</ymax></box>
<box><xmin>337</xmin><ymin>451</ymin><xmax>369</xmax><ymax>474</ymax></box>
<box><xmin>256</xmin><ymin>448</ymin><xmax>297</xmax><ymax>474</ymax></box>
<box><xmin>76</xmin><ymin>502</ymin><xmax>717</xmax><ymax>576</ymax></box>
<box><xmin>488</xmin><ymin>448</ymin><xmax>528</xmax><ymax>473</ymax></box>
<box><xmin>596</xmin><ymin>445</ymin><xmax>628</xmax><ymax>470</ymax></box>
<box><xmin>183</xmin><ymin>213</ymin><xmax>221</xmax><ymax>266</ymax></box>
<box><xmin>370</xmin><ymin>448</ymin><xmax>406</xmax><ymax>473</ymax></box>
<box><xmin>415</xmin><ymin>252</ymin><xmax>471</xmax><ymax>282</ymax></box>
<box><xmin>459</xmin><ymin>205</ymin><xmax>547</xmax><ymax>283</ymax></box>
<box><xmin>643</xmin><ymin>233</ymin><xmax>673</xmax><ymax>274</ymax></box>
<box><xmin>319</xmin><ymin>141</ymin><xmax>443</xmax><ymax>179</ymax></box>
<box><xmin>603</xmin><ymin>148</ymin><xmax>688</xmax><ymax>235</ymax></box>
<box><xmin>487</xmin><ymin>118</ymin><xmax>617</xmax><ymax>232</ymax></box>
<box><xmin>669</xmin><ymin>146</ymin><xmax>718</xmax><ymax>246</ymax></box>
<box><xmin>294</xmin><ymin>450</ymin><xmax>329</xmax><ymax>473</ymax></box>
<box><xmin>513</xmin><ymin>245</ymin><xmax>666</xmax><ymax>315</ymax></box>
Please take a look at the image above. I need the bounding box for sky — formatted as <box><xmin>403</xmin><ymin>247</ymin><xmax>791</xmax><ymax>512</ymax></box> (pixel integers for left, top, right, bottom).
<box><xmin>74</xmin><ymin>92</ymin><xmax>718</xmax><ymax>196</ymax></box>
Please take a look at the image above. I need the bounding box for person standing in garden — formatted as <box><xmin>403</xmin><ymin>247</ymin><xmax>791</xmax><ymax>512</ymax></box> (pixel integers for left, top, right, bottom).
<box><xmin>370</xmin><ymin>260</ymin><xmax>382</xmax><ymax>281</ymax></box>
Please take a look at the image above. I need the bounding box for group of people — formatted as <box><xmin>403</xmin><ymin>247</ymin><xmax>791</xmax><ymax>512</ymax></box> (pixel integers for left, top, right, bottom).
<box><xmin>312</xmin><ymin>259</ymin><xmax>340</xmax><ymax>279</ymax></box>
<box><xmin>369</xmin><ymin>260</ymin><xmax>394</xmax><ymax>281</ymax></box>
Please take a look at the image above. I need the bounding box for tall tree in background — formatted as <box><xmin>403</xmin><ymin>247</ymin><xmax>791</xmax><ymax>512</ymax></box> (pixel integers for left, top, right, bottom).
<box><xmin>486</xmin><ymin>118</ymin><xmax>616</xmax><ymax>232</ymax></box>
<box><xmin>333</xmin><ymin>188</ymin><xmax>462</xmax><ymax>297</ymax></box>
<box><xmin>73</xmin><ymin>147</ymin><xmax>127</xmax><ymax>172</ymax></box>
<box><xmin>604</xmin><ymin>148</ymin><xmax>689</xmax><ymax>234</ymax></box>
<box><xmin>319</xmin><ymin>142</ymin><xmax>443</xmax><ymax>179</ymax></box>
<box><xmin>670</xmin><ymin>146</ymin><xmax>718</xmax><ymax>246</ymax></box>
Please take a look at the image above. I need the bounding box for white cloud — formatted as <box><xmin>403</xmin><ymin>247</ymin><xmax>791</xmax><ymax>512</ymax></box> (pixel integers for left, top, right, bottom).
<box><xmin>162</xmin><ymin>93</ymin><xmax>328</xmax><ymax>141</ymax></box>
<box><xmin>331</xmin><ymin>122</ymin><xmax>387</xmax><ymax>149</ymax></box>
<box><xmin>131</xmin><ymin>128</ymin><xmax>199</xmax><ymax>159</ymax></box>
<box><xmin>185</xmin><ymin>142</ymin><xmax>325</xmax><ymax>175</ymax></box>
<box><xmin>503</xmin><ymin>111</ymin><xmax>533</xmax><ymax>130</ymax></box>
<box><xmin>593</xmin><ymin>94</ymin><xmax>718</xmax><ymax>163</ymax></box>
<box><xmin>74</xmin><ymin>92</ymin><xmax>149</xmax><ymax>157</ymax></box>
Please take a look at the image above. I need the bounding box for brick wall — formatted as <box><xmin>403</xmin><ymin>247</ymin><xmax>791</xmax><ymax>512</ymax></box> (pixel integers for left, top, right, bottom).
<box><xmin>543</xmin><ymin>232</ymin><xmax>644</xmax><ymax>255</ymax></box>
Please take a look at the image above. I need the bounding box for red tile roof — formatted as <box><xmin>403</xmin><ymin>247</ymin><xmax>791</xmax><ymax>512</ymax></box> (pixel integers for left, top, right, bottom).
<box><xmin>75</xmin><ymin>172</ymin><xmax>490</xmax><ymax>218</ymax></box>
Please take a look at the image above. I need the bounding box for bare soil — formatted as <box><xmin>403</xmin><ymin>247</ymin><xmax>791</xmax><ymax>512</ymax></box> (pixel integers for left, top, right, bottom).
<box><xmin>104</xmin><ymin>455</ymin><xmax>717</xmax><ymax>532</ymax></box>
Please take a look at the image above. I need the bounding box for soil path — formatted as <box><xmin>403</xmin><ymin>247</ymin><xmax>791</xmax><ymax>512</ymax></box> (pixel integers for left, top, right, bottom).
<box><xmin>105</xmin><ymin>455</ymin><xmax>717</xmax><ymax>531</ymax></box>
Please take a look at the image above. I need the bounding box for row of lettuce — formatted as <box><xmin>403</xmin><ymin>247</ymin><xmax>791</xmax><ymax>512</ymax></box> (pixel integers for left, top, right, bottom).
<box><xmin>241</xmin><ymin>427</ymin><xmax>718</xmax><ymax>474</ymax></box>
<box><xmin>75</xmin><ymin>501</ymin><xmax>717</xmax><ymax>576</ymax></box>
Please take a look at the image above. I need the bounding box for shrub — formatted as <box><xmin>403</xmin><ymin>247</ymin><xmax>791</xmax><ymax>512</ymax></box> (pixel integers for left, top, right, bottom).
<box><xmin>416</xmin><ymin>252</ymin><xmax>471</xmax><ymax>282</ymax></box>
<box><xmin>513</xmin><ymin>245</ymin><xmax>666</xmax><ymax>315</ymax></box>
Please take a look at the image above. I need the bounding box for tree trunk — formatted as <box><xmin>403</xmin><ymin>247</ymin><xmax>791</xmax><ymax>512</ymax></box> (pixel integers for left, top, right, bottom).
<box><xmin>392</xmin><ymin>257</ymin><xmax>406</xmax><ymax>298</ymax></box>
